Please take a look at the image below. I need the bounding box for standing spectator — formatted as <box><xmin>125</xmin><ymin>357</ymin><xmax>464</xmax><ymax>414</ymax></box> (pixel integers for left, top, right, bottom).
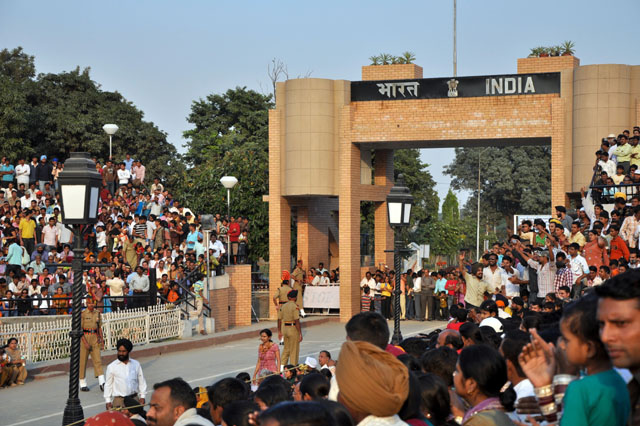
<box><xmin>35</xmin><ymin>155</ymin><xmax>53</xmax><ymax>191</ymax></box>
<box><xmin>28</xmin><ymin>156</ymin><xmax>38</xmax><ymax>187</ymax></box>
<box><xmin>129</xmin><ymin>266</ymin><xmax>150</xmax><ymax>309</ymax></box>
<box><xmin>103</xmin><ymin>160</ymin><xmax>117</xmax><ymax>195</ymax></box>
<box><xmin>41</xmin><ymin>217</ymin><xmax>59</xmax><ymax>252</ymax></box>
<box><xmin>117</xmin><ymin>162</ymin><xmax>131</xmax><ymax>187</ymax></box>
<box><xmin>132</xmin><ymin>160</ymin><xmax>145</xmax><ymax>187</ymax></box>
<box><xmin>123</xmin><ymin>154</ymin><xmax>134</xmax><ymax>171</ymax></box>
<box><xmin>14</xmin><ymin>158</ymin><xmax>30</xmax><ymax>189</ymax></box>
<box><xmin>609</xmin><ymin>225</ymin><xmax>630</xmax><ymax>262</ymax></box>
<box><xmin>18</xmin><ymin>210</ymin><xmax>36</xmax><ymax>256</ymax></box>
<box><xmin>228</xmin><ymin>217</ymin><xmax>241</xmax><ymax>264</ymax></box>
<box><xmin>0</xmin><ymin>157</ymin><xmax>15</xmax><ymax>189</ymax></box>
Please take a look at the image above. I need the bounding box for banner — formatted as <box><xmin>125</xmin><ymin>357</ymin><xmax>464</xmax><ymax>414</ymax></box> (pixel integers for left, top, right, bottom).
<box><xmin>303</xmin><ymin>286</ymin><xmax>340</xmax><ymax>309</ymax></box>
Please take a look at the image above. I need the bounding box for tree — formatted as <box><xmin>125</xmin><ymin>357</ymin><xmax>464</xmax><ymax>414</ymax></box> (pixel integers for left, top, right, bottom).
<box><xmin>0</xmin><ymin>47</ymin><xmax>177</xmax><ymax>180</ymax></box>
<box><xmin>441</xmin><ymin>189</ymin><xmax>460</xmax><ymax>224</ymax></box>
<box><xmin>176</xmin><ymin>87</ymin><xmax>273</xmax><ymax>261</ymax></box>
<box><xmin>444</xmin><ymin>146</ymin><xmax>551</xmax><ymax>236</ymax></box>
<box><xmin>393</xmin><ymin>149</ymin><xmax>439</xmax><ymax>242</ymax></box>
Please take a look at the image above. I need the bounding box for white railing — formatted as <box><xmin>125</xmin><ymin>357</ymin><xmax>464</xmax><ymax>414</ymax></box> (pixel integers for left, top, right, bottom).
<box><xmin>0</xmin><ymin>304</ymin><xmax>182</xmax><ymax>362</ymax></box>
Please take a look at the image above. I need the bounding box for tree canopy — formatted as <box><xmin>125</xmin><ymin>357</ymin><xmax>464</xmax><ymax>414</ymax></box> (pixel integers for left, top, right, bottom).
<box><xmin>444</xmin><ymin>145</ymin><xmax>551</xmax><ymax>236</ymax></box>
<box><xmin>175</xmin><ymin>87</ymin><xmax>273</xmax><ymax>261</ymax></box>
<box><xmin>0</xmin><ymin>47</ymin><xmax>177</xmax><ymax>180</ymax></box>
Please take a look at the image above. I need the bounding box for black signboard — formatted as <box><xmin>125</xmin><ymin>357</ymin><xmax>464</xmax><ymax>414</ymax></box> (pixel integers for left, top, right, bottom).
<box><xmin>351</xmin><ymin>72</ymin><xmax>560</xmax><ymax>102</ymax></box>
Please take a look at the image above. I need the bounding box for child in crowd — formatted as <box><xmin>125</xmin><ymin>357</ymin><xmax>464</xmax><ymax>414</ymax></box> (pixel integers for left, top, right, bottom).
<box><xmin>360</xmin><ymin>286</ymin><xmax>373</xmax><ymax>312</ymax></box>
<box><xmin>437</xmin><ymin>290</ymin><xmax>448</xmax><ymax>320</ymax></box>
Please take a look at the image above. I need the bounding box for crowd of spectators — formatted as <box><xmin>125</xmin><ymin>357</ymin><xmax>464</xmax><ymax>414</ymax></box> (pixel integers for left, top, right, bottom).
<box><xmin>0</xmin><ymin>153</ymin><xmax>251</xmax><ymax>317</ymax></box>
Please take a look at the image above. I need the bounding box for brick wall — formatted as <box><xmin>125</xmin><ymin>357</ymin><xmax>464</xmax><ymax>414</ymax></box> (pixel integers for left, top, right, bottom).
<box><xmin>517</xmin><ymin>56</ymin><xmax>580</xmax><ymax>74</ymax></box>
<box><xmin>209</xmin><ymin>287</ymin><xmax>229</xmax><ymax>332</ymax></box>
<box><xmin>362</xmin><ymin>64</ymin><xmax>423</xmax><ymax>81</ymax></box>
<box><xmin>227</xmin><ymin>265</ymin><xmax>252</xmax><ymax>327</ymax></box>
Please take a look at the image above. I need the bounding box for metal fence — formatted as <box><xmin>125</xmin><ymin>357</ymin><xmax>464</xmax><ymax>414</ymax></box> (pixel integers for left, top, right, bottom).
<box><xmin>0</xmin><ymin>304</ymin><xmax>182</xmax><ymax>363</ymax></box>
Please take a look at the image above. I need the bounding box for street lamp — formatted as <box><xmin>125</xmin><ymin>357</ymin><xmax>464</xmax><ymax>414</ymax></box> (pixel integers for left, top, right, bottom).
<box><xmin>60</xmin><ymin>153</ymin><xmax>102</xmax><ymax>426</ymax></box>
<box><xmin>476</xmin><ymin>147</ymin><xmax>490</xmax><ymax>261</ymax></box>
<box><xmin>220</xmin><ymin>176</ymin><xmax>238</xmax><ymax>267</ymax></box>
<box><xmin>386</xmin><ymin>174</ymin><xmax>413</xmax><ymax>345</ymax></box>
<box><xmin>102</xmin><ymin>124</ymin><xmax>119</xmax><ymax>160</ymax></box>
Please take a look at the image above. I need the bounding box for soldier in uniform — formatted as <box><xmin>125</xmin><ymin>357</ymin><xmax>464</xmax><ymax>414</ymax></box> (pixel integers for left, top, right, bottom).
<box><xmin>291</xmin><ymin>259</ymin><xmax>306</xmax><ymax>317</ymax></box>
<box><xmin>278</xmin><ymin>290</ymin><xmax>302</xmax><ymax>366</ymax></box>
<box><xmin>272</xmin><ymin>271</ymin><xmax>293</xmax><ymax>310</ymax></box>
<box><xmin>79</xmin><ymin>298</ymin><xmax>105</xmax><ymax>391</ymax></box>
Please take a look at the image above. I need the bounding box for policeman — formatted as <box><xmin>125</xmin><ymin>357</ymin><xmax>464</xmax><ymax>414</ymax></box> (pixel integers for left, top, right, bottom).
<box><xmin>79</xmin><ymin>298</ymin><xmax>105</xmax><ymax>391</ymax></box>
<box><xmin>278</xmin><ymin>290</ymin><xmax>302</xmax><ymax>366</ymax></box>
<box><xmin>291</xmin><ymin>260</ymin><xmax>306</xmax><ymax>317</ymax></box>
<box><xmin>272</xmin><ymin>271</ymin><xmax>293</xmax><ymax>311</ymax></box>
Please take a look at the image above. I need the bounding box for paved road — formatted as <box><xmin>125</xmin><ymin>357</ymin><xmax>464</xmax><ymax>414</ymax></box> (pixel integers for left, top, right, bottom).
<box><xmin>1</xmin><ymin>319</ymin><xmax>446</xmax><ymax>426</ymax></box>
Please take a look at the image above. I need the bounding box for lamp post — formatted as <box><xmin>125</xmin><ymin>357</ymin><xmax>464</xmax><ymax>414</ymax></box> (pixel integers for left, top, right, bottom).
<box><xmin>476</xmin><ymin>147</ymin><xmax>490</xmax><ymax>261</ymax></box>
<box><xmin>59</xmin><ymin>153</ymin><xmax>102</xmax><ymax>426</ymax></box>
<box><xmin>386</xmin><ymin>174</ymin><xmax>414</xmax><ymax>345</ymax></box>
<box><xmin>220</xmin><ymin>176</ymin><xmax>238</xmax><ymax>267</ymax></box>
<box><xmin>102</xmin><ymin>124</ymin><xmax>119</xmax><ymax>160</ymax></box>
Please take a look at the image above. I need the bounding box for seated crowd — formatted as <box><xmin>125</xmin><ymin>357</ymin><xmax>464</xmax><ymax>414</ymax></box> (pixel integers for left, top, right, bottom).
<box><xmin>0</xmin><ymin>153</ymin><xmax>251</xmax><ymax>317</ymax></box>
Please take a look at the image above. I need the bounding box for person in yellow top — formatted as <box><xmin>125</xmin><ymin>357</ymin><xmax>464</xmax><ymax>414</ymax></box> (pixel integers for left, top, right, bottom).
<box><xmin>18</xmin><ymin>210</ymin><xmax>37</xmax><ymax>256</ymax></box>
<box><xmin>614</xmin><ymin>134</ymin><xmax>632</xmax><ymax>174</ymax></box>
<box><xmin>568</xmin><ymin>221</ymin><xmax>586</xmax><ymax>250</ymax></box>
<box><xmin>379</xmin><ymin>277</ymin><xmax>393</xmax><ymax>320</ymax></box>
<box><xmin>630</xmin><ymin>135</ymin><xmax>640</xmax><ymax>168</ymax></box>
<box><xmin>278</xmin><ymin>290</ymin><xmax>302</xmax><ymax>366</ymax></box>
<box><xmin>79</xmin><ymin>298</ymin><xmax>105</xmax><ymax>392</ymax></box>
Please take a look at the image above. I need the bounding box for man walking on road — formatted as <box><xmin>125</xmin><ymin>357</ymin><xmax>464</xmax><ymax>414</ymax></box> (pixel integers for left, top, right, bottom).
<box><xmin>104</xmin><ymin>338</ymin><xmax>147</xmax><ymax>411</ymax></box>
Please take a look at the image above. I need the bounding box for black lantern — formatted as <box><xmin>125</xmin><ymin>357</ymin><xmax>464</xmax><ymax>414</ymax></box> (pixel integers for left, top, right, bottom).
<box><xmin>58</xmin><ymin>152</ymin><xmax>103</xmax><ymax>225</ymax></box>
<box><xmin>386</xmin><ymin>174</ymin><xmax>413</xmax><ymax>227</ymax></box>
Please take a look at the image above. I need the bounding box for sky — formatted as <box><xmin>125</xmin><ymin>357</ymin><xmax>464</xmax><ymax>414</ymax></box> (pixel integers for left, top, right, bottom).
<box><xmin>1</xmin><ymin>0</ymin><xmax>639</xmax><ymax>209</ymax></box>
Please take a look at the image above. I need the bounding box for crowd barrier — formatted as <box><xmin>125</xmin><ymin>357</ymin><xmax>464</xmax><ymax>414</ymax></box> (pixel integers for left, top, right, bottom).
<box><xmin>0</xmin><ymin>304</ymin><xmax>182</xmax><ymax>362</ymax></box>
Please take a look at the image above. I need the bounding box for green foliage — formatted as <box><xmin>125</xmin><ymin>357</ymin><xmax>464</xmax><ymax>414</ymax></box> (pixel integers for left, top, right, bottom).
<box><xmin>441</xmin><ymin>189</ymin><xmax>460</xmax><ymax>224</ymax></box>
<box><xmin>393</xmin><ymin>149</ymin><xmax>439</xmax><ymax>251</ymax></box>
<box><xmin>176</xmin><ymin>87</ymin><xmax>273</xmax><ymax>261</ymax></box>
<box><xmin>444</xmin><ymin>146</ymin><xmax>551</xmax><ymax>241</ymax></box>
<box><xmin>369</xmin><ymin>52</ymin><xmax>416</xmax><ymax>66</ymax></box>
<box><xmin>424</xmin><ymin>220</ymin><xmax>463</xmax><ymax>257</ymax></box>
<box><xmin>561</xmin><ymin>40</ymin><xmax>575</xmax><ymax>55</ymax></box>
<box><xmin>529</xmin><ymin>42</ymin><xmax>575</xmax><ymax>57</ymax></box>
<box><xmin>0</xmin><ymin>47</ymin><xmax>177</xmax><ymax>180</ymax></box>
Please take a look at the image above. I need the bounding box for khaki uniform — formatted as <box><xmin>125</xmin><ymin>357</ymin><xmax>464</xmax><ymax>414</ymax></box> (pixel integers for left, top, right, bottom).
<box><xmin>79</xmin><ymin>309</ymin><xmax>103</xmax><ymax>380</ymax></box>
<box><xmin>278</xmin><ymin>301</ymin><xmax>300</xmax><ymax>365</ymax></box>
<box><xmin>5</xmin><ymin>348</ymin><xmax>27</xmax><ymax>385</ymax></box>
<box><xmin>291</xmin><ymin>267</ymin><xmax>305</xmax><ymax>309</ymax></box>
<box><xmin>275</xmin><ymin>284</ymin><xmax>293</xmax><ymax>307</ymax></box>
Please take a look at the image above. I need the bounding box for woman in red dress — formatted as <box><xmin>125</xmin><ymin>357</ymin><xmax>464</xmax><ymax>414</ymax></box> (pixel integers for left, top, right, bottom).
<box><xmin>583</xmin><ymin>229</ymin><xmax>609</xmax><ymax>268</ymax></box>
<box><xmin>252</xmin><ymin>328</ymin><xmax>281</xmax><ymax>384</ymax></box>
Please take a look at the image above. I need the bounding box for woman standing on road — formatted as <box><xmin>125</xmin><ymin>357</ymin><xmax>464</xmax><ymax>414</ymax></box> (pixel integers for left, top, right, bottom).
<box><xmin>252</xmin><ymin>328</ymin><xmax>281</xmax><ymax>384</ymax></box>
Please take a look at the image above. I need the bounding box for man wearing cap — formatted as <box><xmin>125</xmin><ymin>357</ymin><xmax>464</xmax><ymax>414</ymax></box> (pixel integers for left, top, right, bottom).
<box><xmin>278</xmin><ymin>289</ymin><xmax>302</xmax><ymax>366</ymax></box>
<box><xmin>35</xmin><ymin>155</ymin><xmax>53</xmax><ymax>192</ymax></box>
<box><xmin>273</xmin><ymin>272</ymin><xmax>293</xmax><ymax>311</ymax></box>
<box><xmin>80</xmin><ymin>298</ymin><xmax>106</xmax><ymax>392</ymax></box>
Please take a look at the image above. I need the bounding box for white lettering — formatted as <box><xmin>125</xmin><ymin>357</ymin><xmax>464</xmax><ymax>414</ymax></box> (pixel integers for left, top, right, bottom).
<box><xmin>491</xmin><ymin>79</ymin><xmax>503</xmax><ymax>95</ymax></box>
<box><xmin>504</xmin><ymin>77</ymin><xmax>516</xmax><ymax>94</ymax></box>
<box><xmin>517</xmin><ymin>76</ymin><xmax>522</xmax><ymax>93</ymax></box>
<box><xmin>377</xmin><ymin>82</ymin><xmax>419</xmax><ymax>98</ymax></box>
<box><xmin>524</xmin><ymin>76</ymin><xmax>535</xmax><ymax>93</ymax></box>
<box><xmin>486</xmin><ymin>79</ymin><xmax>490</xmax><ymax>95</ymax></box>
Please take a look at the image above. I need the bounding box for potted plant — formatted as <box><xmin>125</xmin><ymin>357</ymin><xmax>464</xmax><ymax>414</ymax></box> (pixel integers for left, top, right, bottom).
<box><xmin>561</xmin><ymin>40</ymin><xmax>575</xmax><ymax>56</ymax></box>
<box><xmin>369</xmin><ymin>55</ymin><xmax>381</xmax><ymax>65</ymax></box>
<box><xmin>398</xmin><ymin>51</ymin><xmax>416</xmax><ymax>64</ymax></box>
<box><xmin>539</xmin><ymin>47</ymin><xmax>550</xmax><ymax>57</ymax></box>
<box><xmin>549</xmin><ymin>45</ymin><xmax>561</xmax><ymax>57</ymax></box>
<box><xmin>529</xmin><ymin>47</ymin><xmax>544</xmax><ymax>57</ymax></box>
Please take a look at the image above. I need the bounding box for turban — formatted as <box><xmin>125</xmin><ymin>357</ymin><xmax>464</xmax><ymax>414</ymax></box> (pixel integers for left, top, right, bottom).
<box><xmin>336</xmin><ymin>340</ymin><xmax>408</xmax><ymax>417</ymax></box>
<box><xmin>281</xmin><ymin>270</ymin><xmax>290</xmax><ymax>281</ymax></box>
<box><xmin>116</xmin><ymin>338</ymin><xmax>133</xmax><ymax>352</ymax></box>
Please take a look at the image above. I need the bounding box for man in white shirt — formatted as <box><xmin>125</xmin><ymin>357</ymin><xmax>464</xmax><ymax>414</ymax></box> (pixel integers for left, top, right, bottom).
<box><xmin>501</xmin><ymin>255</ymin><xmax>521</xmax><ymax>298</ymax></box>
<box><xmin>41</xmin><ymin>217</ymin><xmax>59</xmax><ymax>251</ymax></box>
<box><xmin>117</xmin><ymin>162</ymin><xmax>131</xmax><ymax>186</ymax></box>
<box><xmin>360</xmin><ymin>271</ymin><xmax>376</xmax><ymax>290</ymax></box>
<box><xmin>483</xmin><ymin>253</ymin><xmax>504</xmax><ymax>290</ymax></box>
<box><xmin>106</xmin><ymin>272</ymin><xmax>126</xmax><ymax>311</ymax></box>
<box><xmin>104</xmin><ymin>338</ymin><xmax>147</xmax><ymax>411</ymax></box>
<box><xmin>15</xmin><ymin>158</ymin><xmax>30</xmax><ymax>188</ymax></box>
<box><xmin>147</xmin><ymin>377</ymin><xmax>214</xmax><ymax>426</ymax></box>
<box><xmin>568</xmin><ymin>243</ymin><xmax>589</xmax><ymax>296</ymax></box>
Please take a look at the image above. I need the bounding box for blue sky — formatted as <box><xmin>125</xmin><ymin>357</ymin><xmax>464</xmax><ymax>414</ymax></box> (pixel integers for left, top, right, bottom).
<box><xmin>1</xmin><ymin>0</ymin><xmax>638</xmax><ymax>208</ymax></box>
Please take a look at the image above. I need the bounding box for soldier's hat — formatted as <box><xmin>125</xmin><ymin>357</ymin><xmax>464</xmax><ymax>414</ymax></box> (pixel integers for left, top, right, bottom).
<box><xmin>287</xmin><ymin>290</ymin><xmax>298</xmax><ymax>299</ymax></box>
